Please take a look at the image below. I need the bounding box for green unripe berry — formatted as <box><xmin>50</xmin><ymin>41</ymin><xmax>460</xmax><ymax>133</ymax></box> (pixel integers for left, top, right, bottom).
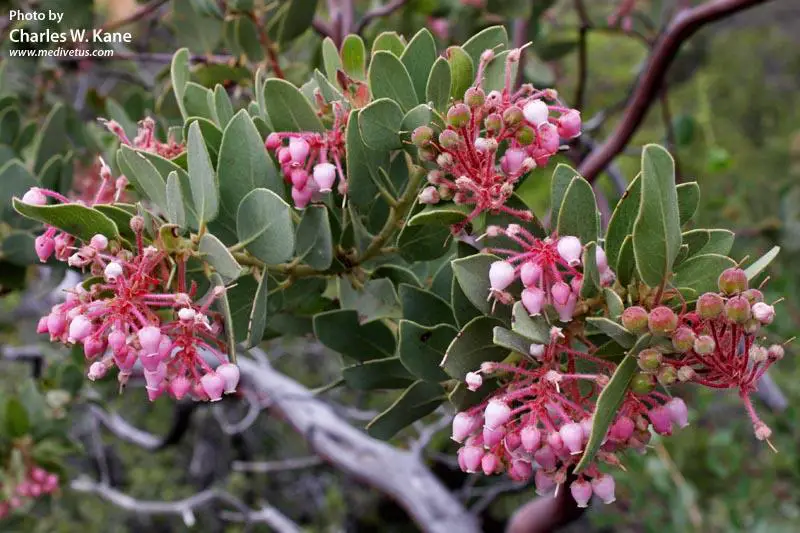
<box><xmin>696</xmin><ymin>292</ymin><xmax>724</xmax><ymax>320</ymax></box>
<box><xmin>638</xmin><ymin>348</ymin><xmax>663</xmax><ymax>372</ymax></box>
<box><xmin>742</xmin><ymin>288</ymin><xmax>764</xmax><ymax>304</ymax></box>
<box><xmin>693</xmin><ymin>335</ymin><xmax>716</xmax><ymax>355</ymax></box>
<box><xmin>621</xmin><ymin>306</ymin><xmax>649</xmax><ymax>333</ymax></box>
<box><xmin>411</xmin><ymin>126</ymin><xmax>433</xmax><ymax>147</ymax></box>
<box><xmin>671</xmin><ymin>326</ymin><xmax>696</xmax><ymax>353</ymax></box>
<box><xmin>438</xmin><ymin>129</ymin><xmax>461</xmax><ymax>149</ymax></box>
<box><xmin>657</xmin><ymin>366</ymin><xmax>677</xmax><ymax>386</ymax></box>
<box><xmin>515</xmin><ymin>125</ymin><xmax>535</xmax><ymax>146</ymax></box>
<box><xmin>718</xmin><ymin>267</ymin><xmax>748</xmax><ymax>295</ymax></box>
<box><xmin>447</xmin><ymin>103</ymin><xmax>471</xmax><ymax>128</ymax></box>
<box><xmin>648</xmin><ymin>306</ymin><xmax>678</xmax><ymax>335</ymax></box>
<box><xmin>464</xmin><ymin>87</ymin><xmax>485</xmax><ymax>108</ymax></box>
<box><xmin>631</xmin><ymin>373</ymin><xmax>657</xmax><ymax>395</ymax></box>
<box><xmin>724</xmin><ymin>295</ymin><xmax>751</xmax><ymax>324</ymax></box>
<box><xmin>484</xmin><ymin>113</ymin><xmax>502</xmax><ymax>134</ymax></box>
<box><xmin>502</xmin><ymin>106</ymin><xmax>523</xmax><ymax>127</ymax></box>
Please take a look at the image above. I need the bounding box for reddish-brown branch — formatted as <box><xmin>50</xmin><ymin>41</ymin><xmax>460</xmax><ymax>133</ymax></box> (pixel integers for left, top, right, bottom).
<box><xmin>101</xmin><ymin>0</ymin><xmax>169</xmax><ymax>32</ymax></box>
<box><xmin>354</xmin><ymin>0</ymin><xmax>408</xmax><ymax>34</ymax></box>
<box><xmin>578</xmin><ymin>0</ymin><xmax>771</xmax><ymax>182</ymax></box>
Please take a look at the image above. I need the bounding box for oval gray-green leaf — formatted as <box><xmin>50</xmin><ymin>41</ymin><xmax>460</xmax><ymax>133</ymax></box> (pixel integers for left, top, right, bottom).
<box><xmin>236</xmin><ymin>188</ymin><xmax>295</xmax><ymax>265</ymax></box>
<box><xmin>117</xmin><ymin>145</ymin><xmax>168</xmax><ymax>214</ymax></box>
<box><xmin>358</xmin><ymin>98</ymin><xmax>404</xmax><ymax>151</ymax></box>
<box><xmin>368</xmin><ymin>51</ymin><xmax>417</xmax><ymax>112</ymax></box>
<box><xmin>199</xmin><ymin>233</ymin><xmax>243</xmax><ymax>282</ymax></box>
<box><xmin>295</xmin><ymin>205</ymin><xmax>333</xmax><ymax>270</ymax></box>
<box><xmin>556</xmin><ymin>175</ymin><xmax>598</xmax><ymax>244</ymax></box>
<box><xmin>264</xmin><ymin>78</ymin><xmax>324</xmax><ymax>132</ymax></box>
<box><xmin>166</xmin><ymin>171</ymin><xmax>186</xmax><ymax>227</ymax></box>
<box><xmin>13</xmin><ymin>199</ymin><xmax>119</xmax><ymax>242</ymax></box>
<box><xmin>672</xmin><ymin>253</ymin><xmax>736</xmax><ymax>294</ymax></box>
<box><xmin>187</xmin><ymin>121</ymin><xmax>220</xmax><ymax>224</ymax></box>
<box><xmin>398</xmin><ymin>320</ymin><xmax>454</xmax><ymax>382</ymax></box>
<box><xmin>245</xmin><ymin>272</ymin><xmax>269</xmax><ymax>348</ymax></box>
<box><xmin>744</xmin><ymin>246</ymin><xmax>780</xmax><ymax>281</ymax></box>
<box><xmin>445</xmin><ymin>46</ymin><xmax>473</xmax><ymax>100</ymax></box>
<box><xmin>441</xmin><ymin>316</ymin><xmax>507</xmax><ymax>380</ymax></box>
<box><xmin>366</xmin><ymin>380</ymin><xmax>444</xmax><ymax>440</ymax></box>
<box><xmin>426</xmin><ymin>57</ymin><xmax>451</xmax><ymax>112</ymax></box>
<box><xmin>401</xmin><ymin>28</ymin><xmax>436</xmax><ymax>103</ymax></box>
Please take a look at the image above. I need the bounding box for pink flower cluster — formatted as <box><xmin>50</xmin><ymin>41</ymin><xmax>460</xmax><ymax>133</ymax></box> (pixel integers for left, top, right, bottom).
<box><xmin>265</xmin><ymin>101</ymin><xmax>349</xmax><ymax>208</ymax></box>
<box><xmin>0</xmin><ymin>465</ymin><xmax>59</xmax><ymax>519</ymax></box>
<box><xmin>414</xmin><ymin>47</ymin><xmax>581</xmax><ymax>232</ymax></box>
<box><xmin>484</xmin><ymin>228</ymin><xmax>615</xmax><ymax>322</ymax></box>
<box><xmin>27</xmin><ymin>198</ymin><xmax>240</xmax><ymax>402</ymax></box>
<box><xmin>452</xmin><ymin>328</ymin><xmax>690</xmax><ymax>508</ymax></box>
<box><xmin>103</xmin><ymin>116</ymin><xmax>184</xmax><ymax>160</ymax></box>
<box><xmin>621</xmin><ymin>267</ymin><xmax>785</xmax><ymax>442</ymax></box>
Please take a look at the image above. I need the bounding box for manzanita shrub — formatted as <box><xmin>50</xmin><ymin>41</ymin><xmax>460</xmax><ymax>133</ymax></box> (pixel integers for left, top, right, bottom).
<box><xmin>9</xmin><ymin>26</ymin><xmax>785</xmax><ymax>508</ymax></box>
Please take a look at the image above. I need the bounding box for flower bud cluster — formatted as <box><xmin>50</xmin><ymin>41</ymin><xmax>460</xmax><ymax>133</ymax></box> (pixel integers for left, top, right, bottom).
<box><xmin>452</xmin><ymin>329</ymin><xmax>689</xmax><ymax>508</ymax></box>
<box><xmin>485</xmin><ymin>228</ymin><xmax>614</xmax><ymax>322</ymax></box>
<box><xmin>625</xmin><ymin>268</ymin><xmax>784</xmax><ymax>440</ymax></box>
<box><xmin>0</xmin><ymin>465</ymin><xmax>59</xmax><ymax>519</ymax></box>
<box><xmin>33</xmin><ymin>219</ymin><xmax>239</xmax><ymax>402</ymax></box>
<box><xmin>414</xmin><ymin>48</ymin><xmax>581</xmax><ymax>231</ymax></box>
<box><xmin>265</xmin><ymin>102</ymin><xmax>348</xmax><ymax>208</ymax></box>
<box><xmin>103</xmin><ymin>116</ymin><xmax>184</xmax><ymax>160</ymax></box>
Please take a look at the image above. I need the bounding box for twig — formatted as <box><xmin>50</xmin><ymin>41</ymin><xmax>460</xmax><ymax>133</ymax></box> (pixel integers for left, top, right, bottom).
<box><xmin>573</xmin><ymin>0</ymin><xmax>590</xmax><ymax>110</ymax></box>
<box><xmin>70</xmin><ymin>477</ymin><xmax>300</xmax><ymax>533</ymax></box>
<box><xmin>238</xmin><ymin>349</ymin><xmax>481</xmax><ymax>533</ymax></box>
<box><xmin>101</xmin><ymin>0</ymin><xmax>170</xmax><ymax>32</ymax></box>
<box><xmin>578</xmin><ymin>0</ymin><xmax>772</xmax><ymax>182</ymax></box>
<box><xmin>90</xmin><ymin>405</ymin><xmax>162</xmax><ymax>450</ymax></box>
<box><xmin>354</xmin><ymin>0</ymin><xmax>408</xmax><ymax>34</ymax></box>
<box><xmin>232</xmin><ymin>456</ymin><xmax>323</xmax><ymax>473</ymax></box>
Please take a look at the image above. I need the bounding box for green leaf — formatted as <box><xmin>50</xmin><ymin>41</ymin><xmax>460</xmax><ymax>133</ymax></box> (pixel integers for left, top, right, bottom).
<box><xmin>345</xmin><ymin>109</ymin><xmax>388</xmax><ymax>208</ymax></box>
<box><xmin>31</xmin><ymin>103</ymin><xmax>67</xmax><ymax>174</ymax></box>
<box><xmin>244</xmin><ymin>271</ymin><xmax>269</xmax><ymax>348</ymax></box>
<box><xmin>462</xmin><ymin>25</ymin><xmax>508</xmax><ymax>65</ymax></box>
<box><xmin>368</xmin><ymin>51</ymin><xmax>418</xmax><ymax>112</ymax></box>
<box><xmin>295</xmin><ymin>205</ymin><xmax>333</xmax><ymax>269</ymax></box>
<box><xmin>451</xmin><ymin>253</ymin><xmax>499</xmax><ymax>316</ymax></box>
<box><xmin>445</xmin><ymin>46</ymin><xmax>473</xmax><ymax>100</ymax></box>
<box><xmin>399</xmin><ymin>284</ymin><xmax>455</xmax><ymax>327</ymax></box>
<box><xmin>236</xmin><ymin>188</ymin><xmax>295</xmax><ymax>264</ymax></box>
<box><xmin>550</xmin><ymin>163</ymin><xmax>579</xmax><ymax>231</ymax></box>
<box><xmin>511</xmin><ymin>302</ymin><xmax>550</xmax><ymax>344</ymax></box>
<box><xmin>338</xmin><ymin>277</ymin><xmax>401</xmax><ymax>323</ymax></box>
<box><xmin>117</xmin><ymin>145</ymin><xmax>168</xmax><ymax>213</ymax></box>
<box><xmin>343</xmin><ymin>357</ymin><xmax>414</xmax><ymax>390</ymax></box>
<box><xmin>183</xmin><ymin>82</ymin><xmax>215</xmax><ymax>120</ymax></box>
<box><xmin>397</xmin><ymin>222</ymin><xmax>451</xmax><ymax>262</ymax></box>
<box><xmin>0</xmin><ymin>106</ymin><xmax>20</xmax><ymax>145</ymax></box>
<box><xmin>451</xmin><ymin>273</ymin><xmax>482</xmax><ymax>328</ymax></box>
<box><xmin>209</xmin><ymin>273</ymin><xmax>237</xmax><ymax>363</ymax></box>
<box><xmin>165</xmin><ymin>171</ymin><xmax>186</xmax><ymax>227</ymax></box>
<box><xmin>744</xmin><ymin>246</ymin><xmax>780</xmax><ymax>281</ymax></box>
<box><xmin>401</xmin><ymin>104</ymin><xmax>432</xmax><ymax>139</ymax></box>
<box><xmin>682</xmin><ymin>229</ymin><xmax>710</xmax><ymax>257</ymax></box>
<box><xmin>371</xmin><ymin>32</ymin><xmax>405</xmax><ymax>56</ymax></box>
<box><xmin>493</xmin><ymin>326</ymin><xmax>535</xmax><ymax>357</ymax></box>
<box><xmin>199</xmin><ymin>233</ymin><xmax>243</xmax><ymax>282</ymax></box>
<box><xmin>398</xmin><ymin>320</ymin><xmax>454</xmax><ymax>382</ymax></box>
<box><xmin>632</xmin><ymin>144</ymin><xmax>681</xmax><ymax>288</ymax></box>
<box><xmin>700</xmin><ymin>229</ymin><xmax>735</xmax><ymax>256</ymax></box>
<box><xmin>5</xmin><ymin>397</ymin><xmax>30</xmax><ymax>438</ymax></box>
<box><xmin>279</xmin><ymin>0</ymin><xmax>319</xmax><ymax>42</ymax></box>
<box><xmin>358</xmin><ymin>98</ymin><xmax>404</xmax><ymax>150</ymax></box>
<box><xmin>313</xmin><ymin>309</ymin><xmax>396</xmax><ymax>362</ymax></box>
<box><xmin>2</xmin><ymin>232</ymin><xmax>38</xmax><ymax>266</ymax></box>
<box><xmin>672</xmin><ymin>253</ymin><xmax>736</xmax><ymax>294</ymax></box>
<box><xmin>213</xmin><ymin>85</ymin><xmax>234</xmax><ymax>126</ymax></box>
<box><xmin>580</xmin><ymin>241</ymin><xmax>600</xmax><ymax>298</ymax></box>
<box><xmin>426</xmin><ymin>57</ymin><xmax>451</xmax><ymax>112</ymax></box>
<box><xmin>604</xmin><ymin>287</ymin><xmax>625</xmax><ymax>320</ymax></box>
<box><xmin>586</xmin><ymin>317</ymin><xmax>635</xmax><ymax>348</ymax></box>
<box><xmin>449</xmin><ymin>380</ymin><xmax>500</xmax><ymax>411</ymax></box>
<box><xmin>401</xmin><ymin>29</ymin><xmax>436</xmax><ymax>103</ymax></box>
<box><xmin>264</xmin><ymin>78</ymin><xmax>324</xmax><ymax>132</ymax></box>
<box><xmin>341</xmin><ymin>34</ymin><xmax>366</xmax><ymax>80</ymax></box>
<box><xmin>407</xmin><ymin>203</ymin><xmax>471</xmax><ymax>226</ymax></box>
<box><xmin>616</xmin><ymin>235</ymin><xmax>636</xmax><ymax>287</ymax></box>
<box><xmin>676</xmin><ymin>181</ymin><xmax>700</xmax><ymax>226</ymax></box>
<box><xmin>604</xmin><ymin>174</ymin><xmax>641</xmax><ymax>268</ymax></box>
<box><xmin>139</xmin><ymin>152</ymin><xmax>199</xmax><ymax>229</ymax></box>
<box><xmin>556</xmin><ymin>175</ymin><xmax>598</xmax><ymax>244</ymax></box>
<box><xmin>93</xmin><ymin>204</ymin><xmax>136</xmax><ymax>240</ymax></box>
<box><xmin>219</xmin><ymin>110</ymin><xmax>283</xmax><ymax>225</ymax></box>
<box><xmin>0</xmin><ymin>160</ymin><xmax>37</xmax><ymax>227</ymax></box>
<box><xmin>321</xmin><ymin>37</ymin><xmax>343</xmax><ymax>82</ymax></box>
<box><xmin>187</xmin><ymin>121</ymin><xmax>219</xmax><ymax>224</ymax></box>
<box><xmin>574</xmin><ymin>351</ymin><xmax>639</xmax><ymax>473</ymax></box>
<box><xmin>441</xmin><ymin>316</ymin><xmax>507</xmax><ymax>379</ymax></box>
<box><xmin>13</xmin><ymin>199</ymin><xmax>119</xmax><ymax>242</ymax></box>
<box><xmin>366</xmin><ymin>381</ymin><xmax>444</xmax><ymax>440</ymax></box>
<box><xmin>373</xmin><ymin>264</ymin><xmax>421</xmax><ymax>288</ymax></box>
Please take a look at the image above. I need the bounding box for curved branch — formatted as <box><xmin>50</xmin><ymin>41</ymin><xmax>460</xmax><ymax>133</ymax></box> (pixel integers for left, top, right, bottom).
<box><xmin>354</xmin><ymin>0</ymin><xmax>409</xmax><ymax>34</ymax></box>
<box><xmin>578</xmin><ymin>0</ymin><xmax>771</xmax><ymax>182</ymax></box>
<box><xmin>238</xmin><ymin>354</ymin><xmax>481</xmax><ymax>533</ymax></box>
<box><xmin>70</xmin><ymin>477</ymin><xmax>300</xmax><ymax>533</ymax></box>
<box><xmin>101</xmin><ymin>0</ymin><xmax>169</xmax><ymax>32</ymax></box>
